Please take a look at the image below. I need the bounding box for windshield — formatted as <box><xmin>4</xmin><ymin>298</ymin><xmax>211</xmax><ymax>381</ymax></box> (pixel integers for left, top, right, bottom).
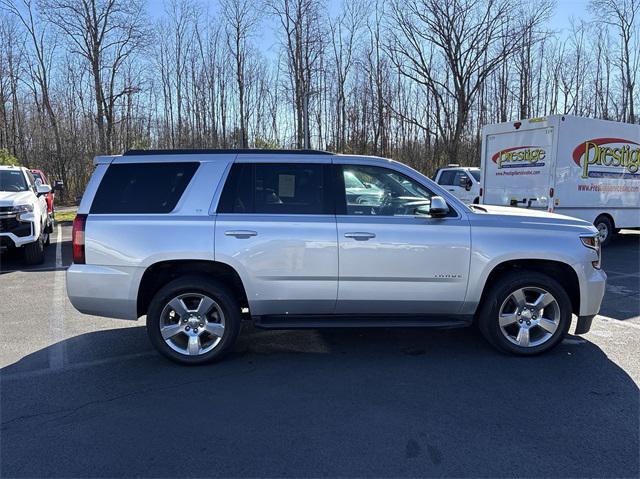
<box><xmin>0</xmin><ymin>170</ymin><xmax>28</xmax><ymax>192</ymax></box>
<box><xmin>469</xmin><ymin>170</ymin><xmax>480</xmax><ymax>182</ymax></box>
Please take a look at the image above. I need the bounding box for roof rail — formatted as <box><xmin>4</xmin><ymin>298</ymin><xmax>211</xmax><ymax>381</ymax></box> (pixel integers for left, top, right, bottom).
<box><xmin>122</xmin><ymin>148</ymin><xmax>335</xmax><ymax>156</ymax></box>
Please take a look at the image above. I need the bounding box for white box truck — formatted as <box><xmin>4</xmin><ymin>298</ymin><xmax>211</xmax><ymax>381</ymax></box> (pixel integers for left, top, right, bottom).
<box><xmin>480</xmin><ymin>115</ymin><xmax>640</xmax><ymax>244</ymax></box>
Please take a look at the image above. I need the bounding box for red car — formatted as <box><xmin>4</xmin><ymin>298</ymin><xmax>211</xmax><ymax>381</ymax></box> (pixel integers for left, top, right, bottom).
<box><xmin>30</xmin><ymin>169</ymin><xmax>55</xmax><ymax>215</ymax></box>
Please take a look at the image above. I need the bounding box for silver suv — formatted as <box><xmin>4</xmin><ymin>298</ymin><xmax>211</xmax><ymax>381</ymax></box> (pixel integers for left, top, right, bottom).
<box><xmin>67</xmin><ymin>149</ymin><xmax>606</xmax><ymax>364</ymax></box>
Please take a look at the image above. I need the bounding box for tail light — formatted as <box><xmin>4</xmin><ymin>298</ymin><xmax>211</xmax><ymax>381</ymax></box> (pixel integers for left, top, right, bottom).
<box><xmin>72</xmin><ymin>214</ymin><xmax>87</xmax><ymax>264</ymax></box>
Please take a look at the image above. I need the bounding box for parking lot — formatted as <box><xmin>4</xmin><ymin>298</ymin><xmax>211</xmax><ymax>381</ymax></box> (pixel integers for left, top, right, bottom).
<box><xmin>1</xmin><ymin>224</ymin><xmax>638</xmax><ymax>477</ymax></box>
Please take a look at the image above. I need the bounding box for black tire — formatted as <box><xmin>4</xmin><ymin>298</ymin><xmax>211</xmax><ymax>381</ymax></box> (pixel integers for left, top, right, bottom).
<box><xmin>146</xmin><ymin>275</ymin><xmax>241</xmax><ymax>365</ymax></box>
<box><xmin>594</xmin><ymin>215</ymin><xmax>614</xmax><ymax>246</ymax></box>
<box><xmin>477</xmin><ymin>270</ymin><xmax>572</xmax><ymax>355</ymax></box>
<box><xmin>23</xmin><ymin>234</ymin><xmax>45</xmax><ymax>265</ymax></box>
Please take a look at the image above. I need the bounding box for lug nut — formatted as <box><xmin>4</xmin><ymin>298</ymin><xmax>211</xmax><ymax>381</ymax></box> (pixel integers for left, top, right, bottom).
<box><xmin>519</xmin><ymin>319</ymin><xmax>523</xmax><ymax>323</ymax></box>
<box><xmin>199</xmin><ymin>322</ymin><xmax>204</xmax><ymax>327</ymax></box>
<box><xmin>194</xmin><ymin>328</ymin><xmax>198</xmax><ymax>333</ymax></box>
<box><xmin>526</xmin><ymin>321</ymin><xmax>531</xmax><ymax>325</ymax></box>
<box><xmin>185</xmin><ymin>326</ymin><xmax>190</xmax><ymax>331</ymax></box>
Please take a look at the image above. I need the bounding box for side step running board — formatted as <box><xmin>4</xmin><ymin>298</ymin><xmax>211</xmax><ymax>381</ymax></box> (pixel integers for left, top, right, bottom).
<box><xmin>252</xmin><ymin>314</ymin><xmax>473</xmax><ymax>330</ymax></box>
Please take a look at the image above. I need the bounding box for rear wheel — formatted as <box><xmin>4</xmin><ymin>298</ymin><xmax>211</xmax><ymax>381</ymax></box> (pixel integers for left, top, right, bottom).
<box><xmin>478</xmin><ymin>271</ymin><xmax>572</xmax><ymax>355</ymax></box>
<box><xmin>594</xmin><ymin>215</ymin><xmax>614</xmax><ymax>246</ymax></box>
<box><xmin>146</xmin><ymin>276</ymin><xmax>241</xmax><ymax>365</ymax></box>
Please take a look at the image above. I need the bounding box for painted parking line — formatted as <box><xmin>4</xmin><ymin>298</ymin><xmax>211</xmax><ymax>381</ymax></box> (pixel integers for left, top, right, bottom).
<box><xmin>48</xmin><ymin>223</ymin><xmax>66</xmax><ymax>370</ymax></box>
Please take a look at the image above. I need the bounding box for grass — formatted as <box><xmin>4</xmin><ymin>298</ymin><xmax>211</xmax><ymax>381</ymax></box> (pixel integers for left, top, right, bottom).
<box><xmin>54</xmin><ymin>208</ymin><xmax>78</xmax><ymax>223</ymax></box>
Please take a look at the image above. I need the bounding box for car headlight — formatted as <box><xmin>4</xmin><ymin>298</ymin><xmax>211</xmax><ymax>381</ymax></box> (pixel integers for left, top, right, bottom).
<box><xmin>12</xmin><ymin>204</ymin><xmax>34</xmax><ymax>222</ymax></box>
<box><xmin>12</xmin><ymin>204</ymin><xmax>33</xmax><ymax>214</ymax></box>
<box><xmin>580</xmin><ymin>234</ymin><xmax>601</xmax><ymax>269</ymax></box>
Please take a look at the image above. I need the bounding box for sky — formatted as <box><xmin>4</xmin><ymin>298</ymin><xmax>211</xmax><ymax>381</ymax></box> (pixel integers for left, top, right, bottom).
<box><xmin>145</xmin><ymin>0</ymin><xmax>593</xmax><ymax>56</ymax></box>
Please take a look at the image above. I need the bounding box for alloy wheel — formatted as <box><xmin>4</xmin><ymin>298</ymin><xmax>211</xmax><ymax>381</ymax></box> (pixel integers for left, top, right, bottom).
<box><xmin>159</xmin><ymin>293</ymin><xmax>226</xmax><ymax>356</ymax></box>
<box><xmin>498</xmin><ymin>287</ymin><xmax>561</xmax><ymax>348</ymax></box>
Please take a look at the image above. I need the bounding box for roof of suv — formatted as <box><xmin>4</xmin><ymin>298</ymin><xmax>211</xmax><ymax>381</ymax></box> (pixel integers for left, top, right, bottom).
<box><xmin>122</xmin><ymin>148</ymin><xmax>334</xmax><ymax>156</ymax></box>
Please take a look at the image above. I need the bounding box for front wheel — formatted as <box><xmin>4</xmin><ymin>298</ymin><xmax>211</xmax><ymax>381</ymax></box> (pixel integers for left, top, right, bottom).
<box><xmin>594</xmin><ymin>215</ymin><xmax>614</xmax><ymax>246</ymax></box>
<box><xmin>146</xmin><ymin>276</ymin><xmax>241</xmax><ymax>365</ymax></box>
<box><xmin>23</xmin><ymin>234</ymin><xmax>45</xmax><ymax>265</ymax></box>
<box><xmin>477</xmin><ymin>271</ymin><xmax>572</xmax><ymax>355</ymax></box>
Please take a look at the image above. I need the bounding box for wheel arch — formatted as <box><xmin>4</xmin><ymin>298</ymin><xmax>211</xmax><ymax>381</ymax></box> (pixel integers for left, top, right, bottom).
<box><xmin>477</xmin><ymin>259</ymin><xmax>581</xmax><ymax>317</ymax></box>
<box><xmin>137</xmin><ymin>259</ymin><xmax>249</xmax><ymax>318</ymax></box>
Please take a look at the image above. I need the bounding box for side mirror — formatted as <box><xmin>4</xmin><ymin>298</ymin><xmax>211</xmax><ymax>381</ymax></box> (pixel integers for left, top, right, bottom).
<box><xmin>54</xmin><ymin>180</ymin><xmax>65</xmax><ymax>192</ymax></box>
<box><xmin>36</xmin><ymin>183</ymin><xmax>52</xmax><ymax>195</ymax></box>
<box><xmin>459</xmin><ymin>176</ymin><xmax>473</xmax><ymax>191</ymax></box>
<box><xmin>429</xmin><ymin>196</ymin><xmax>449</xmax><ymax>217</ymax></box>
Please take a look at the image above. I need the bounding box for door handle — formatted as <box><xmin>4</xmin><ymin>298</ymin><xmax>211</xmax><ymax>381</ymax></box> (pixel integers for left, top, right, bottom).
<box><xmin>448</xmin><ymin>189</ymin><xmax>455</xmax><ymax>191</ymax></box>
<box><xmin>225</xmin><ymin>230</ymin><xmax>257</xmax><ymax>238</ymax></box>
<box><xmin>344</xmin><ymin>232</ymin><xmax>376</xmax><ymax>241</ymax></box>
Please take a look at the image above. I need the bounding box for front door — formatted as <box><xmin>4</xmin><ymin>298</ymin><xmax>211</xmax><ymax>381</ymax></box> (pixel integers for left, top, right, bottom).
<box><xmin>214</xmin><ymin>160</ymin><xmax>338</xmax><ymax>316</ymax></box>
<box><xmin>335</xmin><ymin>163</ymin><xmax>471</xmax><ymax>315</ymax></box>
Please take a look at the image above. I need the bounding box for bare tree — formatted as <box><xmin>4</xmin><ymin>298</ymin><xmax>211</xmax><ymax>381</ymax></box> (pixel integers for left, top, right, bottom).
<box><xmin>268</xmin><ymin>0</ymin><xmax>325</xmax><ymax>148</ymax></box>
<box><xmin>591</xmin><ymin>0</ymin><xmax>639</xmax><ymax>123</ymax></box>
<box><xmin>221</xmin><ymin>0</ymin><xmax>259</xmax><ymax>148</ymax></box>
<box><xmin>388</xmin><ymin>0</ymin><xmax>524</xmax><ymax>162</ymax></box>
<box><xmin>39</xmin><ymin>0</ymin><xmax>148</xmax><ymax>153</ymax></box>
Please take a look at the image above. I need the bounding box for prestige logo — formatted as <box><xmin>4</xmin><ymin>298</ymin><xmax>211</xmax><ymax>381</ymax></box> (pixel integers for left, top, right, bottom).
<box><xmin>492</xmin><ymin>146</ymin><xmax>546</xmax><ymax>168</ymax></box>
<box><xmin>573</xmin><ymin>138</ymin><xmax>640</xmax><ymax>179</ymax></box>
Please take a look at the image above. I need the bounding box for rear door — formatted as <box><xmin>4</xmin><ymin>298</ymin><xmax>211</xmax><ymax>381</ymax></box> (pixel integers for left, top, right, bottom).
<box><xmin>483</xmin><ymin>126</ymin><xmax>554</xmax><ymax>208</ymax></box>
<box><xmin>214</xmin><ymin>158</ymin><xmax>338</xmax><ymax>316</ymax></box>
<box><xmin>334</xmin><ymin>162</ymin><xmax>471</xmax><ymax>315</ymax></box>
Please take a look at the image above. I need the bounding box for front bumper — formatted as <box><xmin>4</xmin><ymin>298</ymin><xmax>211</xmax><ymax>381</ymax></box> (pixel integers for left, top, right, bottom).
<box><xmin>575</xmin><ymin>315</ymin><xmax>595</xmax><ymax>335</ymax></box>
<box><xmin>0</xmin><ymin>214</ymin><xmax>35</xmax><ymax>248</ymax></box>
<box><xmin>579</xmin><ymin>267</ymin><xmax>607</xmax><ymax>317</ymax></box>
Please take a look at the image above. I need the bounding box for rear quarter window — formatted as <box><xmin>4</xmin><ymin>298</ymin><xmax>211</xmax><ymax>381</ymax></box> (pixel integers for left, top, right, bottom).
<box><xmin>90</xmin><ymin>162</ymin><xmax>199</xmax><ymax>214</ymax></box>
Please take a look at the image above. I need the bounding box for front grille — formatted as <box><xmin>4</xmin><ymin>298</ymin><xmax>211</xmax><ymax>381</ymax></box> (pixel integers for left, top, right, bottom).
<box><xmin>0</xmin><ymin>217</ymin><xmax>31</xmax><ymax>237</ymax></box>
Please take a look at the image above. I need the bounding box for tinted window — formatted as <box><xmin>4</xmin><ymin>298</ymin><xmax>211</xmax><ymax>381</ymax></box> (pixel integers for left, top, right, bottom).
<box><xmin>217</xmin><ymin>163</ymin><xmax>253</xmax><ymax>213</ymax></box>
<box><xmin>218</xmin><ymin>163</ymin><xmax>330</xmax><ymax>215</ymax></box>
<box><xmin>437</xmin><ymin>170</ymin><xmax>456</xmax><ymax>186</ymax></box>
<box><xmin>340</xmin><ymin>165</ymin><xmax>437</xmax><ymax>216</ymax></box>
<box><xmin>91</xmin><ymin>162</ymin><xmax>199</xmax><ymax>214</ymax></box>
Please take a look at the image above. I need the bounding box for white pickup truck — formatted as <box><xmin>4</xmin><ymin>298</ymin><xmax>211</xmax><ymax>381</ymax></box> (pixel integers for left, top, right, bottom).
<box><xmin>0</xmin><ymin>165</ymin><xmax>52</xmax><ymax>264</ymax></box>
<box><xmin>433</xmin><ymin>165</ymin><xmax>481</xmax><ymax>204</ymax></box>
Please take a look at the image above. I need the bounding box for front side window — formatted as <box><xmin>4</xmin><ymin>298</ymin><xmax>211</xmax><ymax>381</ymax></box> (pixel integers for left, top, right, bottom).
<box><xmin>90</xmin><ymin>162</ymin><xmax>199</xmax><ymax>214</ymax></box>
<box><xmin>218</xmin><ymin>163</ymin><xmax>330</xmax><ymax>215</ymax></box>
<box><xmin>0</xmin><ymin>170</ymin><xmax>29</xmax><ymax>192</ymax></box>
<box><xmin>454</xmin><ymin>171</ymin><xmax>470</xmax><ymax>186</ymax></box>
<box><xmin>340</xmin><ymin>165</ymin><xmax>438</xmax><ymax>217</ymax></box>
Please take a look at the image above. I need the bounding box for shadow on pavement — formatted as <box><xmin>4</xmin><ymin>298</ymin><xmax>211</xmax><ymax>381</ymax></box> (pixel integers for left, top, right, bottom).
<box><xmin>1</xmin><ymin>324</ymin><xmax>638</xmax><ymax>478</ymax></box>
<box><xmin>0</xmin><ymin>240</ymin><xmax>71</xmax><ymax>274</ymax></box>
<box><xmin>600</xmin><ymin>231</ymin><xmax>640</xmax><ymax>320</ymax></box>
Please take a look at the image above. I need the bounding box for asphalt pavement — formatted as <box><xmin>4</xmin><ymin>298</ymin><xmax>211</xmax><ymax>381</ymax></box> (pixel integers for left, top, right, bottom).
<box><xmin>1</xmin><ymin>225</ymin><xmax>638</xmax><ymax>478</ymax></box>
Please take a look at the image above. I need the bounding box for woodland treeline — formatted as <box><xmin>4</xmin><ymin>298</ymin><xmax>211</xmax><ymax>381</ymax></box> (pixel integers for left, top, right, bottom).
<box><xmin>0</xmin><ymin>0</ymin><xmax>638</xmax><ymax>200</ymax></box>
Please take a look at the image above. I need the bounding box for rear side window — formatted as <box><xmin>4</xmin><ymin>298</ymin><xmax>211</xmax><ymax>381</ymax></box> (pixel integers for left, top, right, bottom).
<box><xmin>437</xmin><ymin>170</ymin><xmax>456</xmax><ymax>186</ymax></box>
<box><xmin>90</xmin><ymin>162</ymin><xmax>199</xmax><ymax>214</ymax></box>
<box><xmin>218</xmin><ymin>163</ymin><xmax>331</xmax><ymax>215</ymax></box>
